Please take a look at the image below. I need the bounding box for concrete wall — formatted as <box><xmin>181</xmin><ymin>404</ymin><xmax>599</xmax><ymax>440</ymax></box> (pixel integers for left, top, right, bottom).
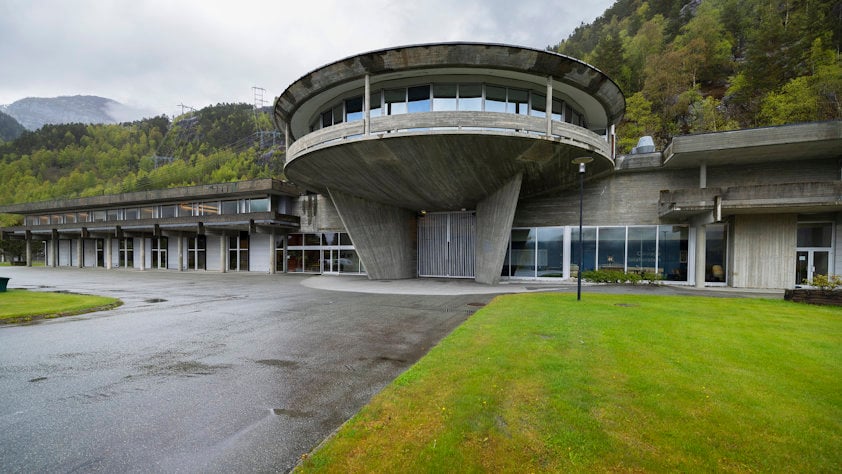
<box><xmin>515</xmin><ymin>168</ymin><xmax>698</xmax><ymax>227</ymax></box>
<box><xmin>295</xmin><ymin>195</ymin><xmax>345</xmax><ymax>233</ymax></box>
<box><xmin>730</xmin><ymin>214</ymin><xmax>796</xmax><ymax>289</ymax></box>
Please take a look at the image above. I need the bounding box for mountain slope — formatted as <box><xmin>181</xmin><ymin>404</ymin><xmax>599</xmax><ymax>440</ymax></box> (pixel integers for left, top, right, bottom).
<box><xmin>1</xmin><ymin>95</ymin><xmax>149</xmax><ymax>131</ymax></box>
<box><xmin>0</xmin><ymin>110</ymin><xmax>25</xmax><ymax>142</ymax></box>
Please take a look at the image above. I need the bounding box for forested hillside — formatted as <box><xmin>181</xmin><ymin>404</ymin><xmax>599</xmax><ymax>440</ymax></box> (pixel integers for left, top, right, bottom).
<box><xmin>0</xmin><ymin>103</ymin><xmax>283</xmax><ymax>225</ymax></box>
<box><xmin>553</xmin><ymin>0</ymin><xmax>842</xmax><ymax>151</ymax></box>
<box><xmin>0</xmin><ymin>111</ymin><xmax>25</xmax><ymax>142</ymax></box>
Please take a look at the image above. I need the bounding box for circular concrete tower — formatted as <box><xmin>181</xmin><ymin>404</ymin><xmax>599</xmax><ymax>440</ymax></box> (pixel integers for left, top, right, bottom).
<box><xmin>274</xmin><ymin>42</ymin><xmax>624</xmax><ymax>283</ymax></box>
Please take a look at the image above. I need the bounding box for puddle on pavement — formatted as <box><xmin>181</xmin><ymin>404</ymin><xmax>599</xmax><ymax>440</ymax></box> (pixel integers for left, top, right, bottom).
<box><xmin>144</xmin><ymin>298</ymin><xmax>167</xmax><ymax>303</ymax></box>
<box><xmin>256</xmin><ymin>359</ymin><xmax>299</xmax><ymax>369</ymax></box>
<box><xmin>272</xmin><ymin>408</ymin><xmax>311</xmax><ymax>418</ymax></box>
<box><xmin>29</xmin><ymin>377</ymin><xmax>48</xmax><ymax>382</ymax></box>
<box><xmin>376</xmin><ymin>356</ymin><xmax>407</xmax><ymax>364</ymax></box>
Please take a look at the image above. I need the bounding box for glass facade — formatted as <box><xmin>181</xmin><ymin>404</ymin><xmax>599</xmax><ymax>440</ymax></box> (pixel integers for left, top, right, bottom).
<box><xmin>188</xmin><ymin>235</ymin><xmax>206</xmax><ymax>270</ymax></box>
<box><xmin>308</xmin><ymin>82</ymin><xmax>589</xmax><ymax>133</ymax></box>
<box><xmin>286</xmin><ymin>232</ymin><xmax>364</xmax><ymax>274</ymax></box>
<box><xmin>504</xmin><ymin>225</ymin><xmax>692</xmax><ymax>282</ymax></box>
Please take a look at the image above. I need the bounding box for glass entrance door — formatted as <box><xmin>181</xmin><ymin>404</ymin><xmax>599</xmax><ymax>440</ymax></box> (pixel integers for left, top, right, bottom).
<box><xmin>796</xmin><ymin>223</ymin><xmax>833</xmax><ymax>286</ymax></box>
<box><xmin>796</xmin><ymin>250</ymin><xmax>830</xmax><ymax>285</ymax></box>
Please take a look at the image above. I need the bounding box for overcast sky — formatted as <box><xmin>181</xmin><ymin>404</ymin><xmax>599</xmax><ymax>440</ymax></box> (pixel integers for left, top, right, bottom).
<box><xmin>0</xmin><ymin>0</ymin><xmax>614</xmax><ymax>118</ymax></box>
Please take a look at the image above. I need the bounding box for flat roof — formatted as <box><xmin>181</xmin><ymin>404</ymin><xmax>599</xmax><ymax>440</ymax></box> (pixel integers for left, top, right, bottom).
<box><xmin>663</xmin><ymin>121</ymin><xmax>842</xmax><ymax>168</ymax></box>
<box><xmin>0</xmin><ymin>179</ymin><xmax>302</xmax><ymax>215</ymax></box>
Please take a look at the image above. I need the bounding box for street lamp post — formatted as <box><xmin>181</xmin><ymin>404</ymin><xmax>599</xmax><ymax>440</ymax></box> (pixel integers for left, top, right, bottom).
<box><xmin>572</xmin><ymin>156</ymin><xmax>593</xmax><ymax>301</ymax></box>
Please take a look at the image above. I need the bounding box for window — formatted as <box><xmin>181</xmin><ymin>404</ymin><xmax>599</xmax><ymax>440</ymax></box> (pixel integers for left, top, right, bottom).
<box><xmin>221</xmin><ymin>200</ymin><xmax>238</xmax><ymax>215</ymax></box>
<box><xmin>64</xmin><ymin>213</ymin><xmax>77</xmax><ymax>224</ymax></box>
<box><xmin>510</xmin><ymin>229</ymin><xmax>537</xmax><ymax>277</ymax></box>
<box><xmin>598</xmin><ymin>227</ymin><xmax>626</xmax><ymax>270</ymax></box>
<box><xmin>705</xmin><ymin>224</ymin><xmax>727</xmax><ymax>283</ymax></box>
<box><xmin>385</xmin><ymin>88</ymin><xmax>407</xmax><ymax>115</ymax></box>
<box><xmin>530</xmin><ymin>93</ymin><xmax>547</xmax><ymax>118</ymax></box>
<box><xmin>571</xmin><ymin>227</ymin><xmax>597</xmax><ymax>274</ymax></box>
<box><xmin>536</xmin><ymin>227</ymin><xmax>564</xmax><ymax>277</ymax></box>
<box><xmin>345</xmin><ymin>96</ymin><xmax>363</xmax><ymax>122</ymax></box>
<box><xmin>458</xmin><ymin>84</ymin><xmax>482</xmax><ymax>111</ymax></box>
<box><xmin>119</xmin><ymin>238</ymin><xmax>134</xmax><ymax>268</ymax></box>
<box><xmin>228</xmin><ymin>232</ymin><xmax>249</xmax><ymax>271</ymax></box>
<box><xmin>432</xmin><ymin>84</ymin><xmax>457</xmax><ymax>111</ymax></box>
<box><xmin>188</xmin><ymin>235</ymin><xmax>206</xmax><ymax>270</ymax></box>
<box><xmin>124</xmin><ymin>208</ymin><xmax>139</xmax><ymax>220</ymax></box>
<box><xmin>370</xmin><ymin>91</ymin><xmax>383</xmax><ymax>117</ymax></box>
<box><xmin>797</xmin><ymin>223</ymin><xmax>833</xmax><ymax>247</ymax></box>
<box><xmin>93</xmin><ymin>210</ymin><xmax>106</xmax><ymax>222</ymax></box>
<box><xmin>201</xmin><ymin>202</ymin><xmax>219</xmax><ymax>215</ymax></box>
<box><xmin>159</xmin><ymin>205</ymin><xmax>176</xmax><ymax>218</ymax></box>
<box><xmin>140</xmin><ymin>207</ymin><xmax>154</xmax><ymax>219</ymax></box>
<box><xmin>152</xmin><ymin>237</ymin><xmax>168</xmax><ymax>269</ymax></box>
<box><xmin>627</xmin><ymin>227</ymin><xmax>657</xmax><ymax>274</ymax></box>
<box><xmin>407</xmin><ymin>85</ymin><xmax>431</xmax><ymax>113</ymax></box>
<box><xmin>658</xmin><ymin>225</ymin><xmax>688</xmax><ymax>281</ymax></box>
<box><xmin>508</xmin><ymin>89</ymin><xmax>529</xmax><ymax>115</ymax></box>
<box><xmin>485</xmin><ymin>85</ymin><xmax>507</xmax><ymax>113</ymax></box>
<box><xmin>249</xmin><ymin>198</ymin><xmax>269</xmax><ymax>212</ymax></box>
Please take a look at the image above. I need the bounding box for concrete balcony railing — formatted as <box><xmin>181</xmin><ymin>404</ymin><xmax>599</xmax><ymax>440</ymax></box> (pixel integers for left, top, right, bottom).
<box><xmin>286</xmin><ymin>111</ymin><xmax>610</xmax><ymax>163</ymax></box>
<box><xmin>659</xmin><ymin>181</ymin><xmax>842</xmax><ymax>220</ymax></box>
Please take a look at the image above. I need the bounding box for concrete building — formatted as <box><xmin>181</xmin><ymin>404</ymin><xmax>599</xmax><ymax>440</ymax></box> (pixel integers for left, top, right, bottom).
<box><xmin>2</xmin><ymin>43</ymin><xmax>841</xmax><ymax>289</ymax></box>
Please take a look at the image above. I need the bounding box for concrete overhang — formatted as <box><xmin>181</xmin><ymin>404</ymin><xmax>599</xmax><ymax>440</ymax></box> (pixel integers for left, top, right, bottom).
<box><xmin>659</xmin><ymin>181</ymin><xmax>842</xmax><ymax>222</ymax></box>
<box><xmin>0</xmin><ymin>179</ymin><xmax>301</xmax><ymax>215</ymax></box>
<box><xmin>662</xmin><ymin>121</ymin><xmax>842</xmax><ymax>168</ymax></box>
<box><xmin>275</xmin><ymin>42</ymin><xmax>625</xmax><ymax>140</ymax></box>
<box><xmin>285</xmin><ymin>125</ymin><xmax>613</xmax><ymax>212</ymax></box>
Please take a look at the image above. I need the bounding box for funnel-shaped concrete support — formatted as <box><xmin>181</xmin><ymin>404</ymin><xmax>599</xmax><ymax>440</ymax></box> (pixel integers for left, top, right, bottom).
<box><xmin>329</xmin><ymin>189</ymin><xmax>416</xmax><ymax>280</ymax></box>
<box><xmin>475</xmin><ymin>173</ymin><xmax>523</xmax><ymax>285</ymax></box>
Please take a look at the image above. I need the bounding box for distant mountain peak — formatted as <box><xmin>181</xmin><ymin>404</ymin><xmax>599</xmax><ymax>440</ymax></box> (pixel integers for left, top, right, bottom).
<box><xmin>1</xmin><ymin>95</ymin><xmax>151</xmax><ymax>131</ymax></box>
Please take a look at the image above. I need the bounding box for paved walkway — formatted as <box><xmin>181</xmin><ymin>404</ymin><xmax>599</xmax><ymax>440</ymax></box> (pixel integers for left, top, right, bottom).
<box><xmin>303</xmin><ymin>274</ymin><xmax>785</xmax><ymax>299</ymax></box>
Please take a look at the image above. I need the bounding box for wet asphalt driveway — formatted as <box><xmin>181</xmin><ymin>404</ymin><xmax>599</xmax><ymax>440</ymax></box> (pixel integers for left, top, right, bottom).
<box><xmin>0</xmin><ymin>267</ymin><xmax>490</xmax><ymax>473</ymax></box>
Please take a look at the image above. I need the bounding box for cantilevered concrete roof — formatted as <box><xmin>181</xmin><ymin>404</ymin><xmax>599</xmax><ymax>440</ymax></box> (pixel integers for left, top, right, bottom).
<box><xmin>663</xmin><ymin>121</ymin><xmax>842</xmax><ymax>168</ymax></box>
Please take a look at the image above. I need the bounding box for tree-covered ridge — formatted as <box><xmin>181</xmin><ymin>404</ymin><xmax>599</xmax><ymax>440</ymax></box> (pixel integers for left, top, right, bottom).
<box><xmin>553</xmin><ymin>0</ymin><xmax>842</xmax><ymax>152</ymax></box>
<box><xmin>0</xmin><ymin>110</ymin><xmax>26</xmax><ymax>142</ymax></box>
<box><xmin>0</xmin><ymin>103</ymin><xmax>283</xmax><ymax>220</ymax></box>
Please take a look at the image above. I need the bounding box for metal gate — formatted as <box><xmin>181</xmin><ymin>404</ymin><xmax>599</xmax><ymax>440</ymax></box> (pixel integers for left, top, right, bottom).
<box><xmin>418</xmin><ymin>211</ymin><xmax>475</xmax><ymax>278</ymax></box>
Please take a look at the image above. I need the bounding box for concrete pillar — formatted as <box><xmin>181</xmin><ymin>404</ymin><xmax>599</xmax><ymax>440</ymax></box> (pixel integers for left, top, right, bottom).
<box><xmin>282</xmin><ymin>235</ymin><xmax>288</xmax><ymax>273</ymax></box>
<box><xmin>700</xmin><ymin>162</ymin><xmax>707</xmax><ymax>189</ymax></box>
<box><xmin>269</xmin><ymin>231</ymin><xmax>277</xmax><ymax>274</ymax></box>
<box><xmin>545</xmin><ymin>76</ymin><xmax>553</xmax><ymax>136</ymax></box>
<box><xmin>328</xmin><ymin>188</ymin><xmax>416</xmax><ymax>280</ymax></box>
<box><xmin>178</xmin><ymin>235</ymin><xmax>184</xmax><ymax>271</ymax></box>
<box><xmin>695</xmin><ymin>225</ymin><xmax>706</xmax><ymax>288</ymax></box>
<box><xmin>76</xmin><ymin>237</ymin><xmax>83</xmax><ymax>268</ymax></box>
<box><xmin>105</xmin><ymin>236</ymin><xmax>112</xmax><ymax>269</ymax></box>
<box><xmin>475</xmin><ymin>173</ymin><xmax>523</xmax><ymax>285</ymax></box>
<box><xmin>50</xmin><ymin>232</ymin><xmax>58</xmax><ymax>267</ymax></box>
<box><xmin>139</xmin><ymin>238</ymin><xmax>146</xmax><ymax>271</ymax></box>
<box><xmin>25</xmin><ymin>231</ymin><xmax>32</xmax><ymax>267</ymax></box>
<box><xmin>220</xmin><ymin>234</ymin><xmax>227</xmax><ymax>273</ymax></box>
<box><xmin>364</xmin><ymin>74</ymin><xmax>371</xmax><ymax>136</ymax></box>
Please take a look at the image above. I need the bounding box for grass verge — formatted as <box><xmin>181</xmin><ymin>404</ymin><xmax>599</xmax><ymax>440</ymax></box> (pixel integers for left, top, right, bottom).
<box><xmin>0</xmin><ymin>289</ymin><xmax>122</xmax><ymax>324</ymax></box>
<box><xmin>296</xmin><ymin>293</ymin><xmax>842</xmax><ymax>472</ymax></box>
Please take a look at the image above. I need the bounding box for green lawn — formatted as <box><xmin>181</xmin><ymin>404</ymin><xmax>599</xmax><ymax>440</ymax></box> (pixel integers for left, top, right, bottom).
<box><xmin>0</xmin><ymin>289</ymin><xmax>121</xmax><ymax>323</ymax></box>
<box><xmin>297</xmin><ymin>293</ymin><xmax>842</xmax><ymax>473</ymax></box>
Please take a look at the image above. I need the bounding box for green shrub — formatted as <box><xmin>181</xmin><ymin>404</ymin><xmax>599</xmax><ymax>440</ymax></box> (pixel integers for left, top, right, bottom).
<box><xmin>582</xmin><ymin>270</ymin><xmax>663</xmax><ymax>285</ymax></box>
<box><xmin>802</xmin><ymin>274</ymin><xmax>842</xmax><ymax>291</ymax></box>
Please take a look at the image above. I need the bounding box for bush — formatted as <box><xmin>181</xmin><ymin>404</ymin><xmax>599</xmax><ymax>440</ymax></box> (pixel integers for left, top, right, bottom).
<box><xmin>803</xmin><ymin>274</ymin><xmax>842</xmax><ymax>291</ymax></box>
<box><xmin>582</xmin><ymin>270</ymin><xmax>664</xmax><ymax>285</ymax></box>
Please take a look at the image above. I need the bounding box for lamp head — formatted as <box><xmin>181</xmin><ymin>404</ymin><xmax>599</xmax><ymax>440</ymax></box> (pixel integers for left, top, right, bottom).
<box><xmin>572</xmin><ymin>156</ymin><xmax>593</xmax><ymax>174</ymax></box>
